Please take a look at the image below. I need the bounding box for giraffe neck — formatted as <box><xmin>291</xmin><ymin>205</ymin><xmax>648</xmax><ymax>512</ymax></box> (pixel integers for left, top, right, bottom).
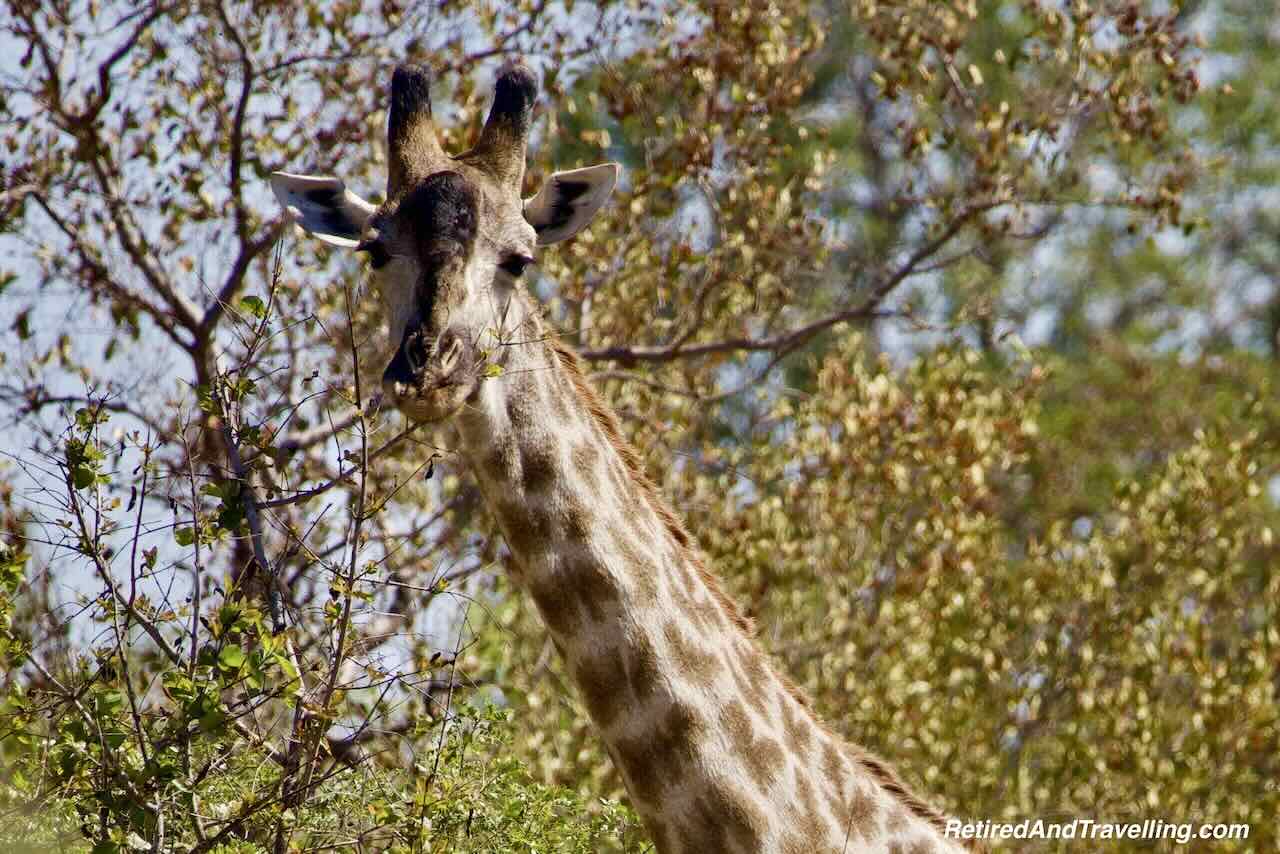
<box><xmin>451</xmin><ymin>302</ymin><xmax>963</xmax><ymax>854</ymax></box>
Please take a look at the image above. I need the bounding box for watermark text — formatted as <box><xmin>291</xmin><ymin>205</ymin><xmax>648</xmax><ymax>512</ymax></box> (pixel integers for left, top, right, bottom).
<box><xmin>944</xmin><ymin>819</ymin><xmax>1250</xmax><ymax>845</ymax></box>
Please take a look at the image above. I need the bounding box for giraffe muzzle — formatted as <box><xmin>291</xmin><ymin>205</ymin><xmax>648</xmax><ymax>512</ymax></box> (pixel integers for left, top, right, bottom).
<box><xmin>382</xmin><ymin>324</ymin><xmax>476</xmax><ymax>421</ymax></box>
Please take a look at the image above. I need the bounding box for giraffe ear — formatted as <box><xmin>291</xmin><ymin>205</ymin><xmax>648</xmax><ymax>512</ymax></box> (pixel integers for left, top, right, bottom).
<box><xmin>270</xmin><ymin>172</ymin><xmax>376</xmax><ymax>248</ymax></box>
<box><xmin>523</xmin><ymin>163</ymin><xmax>619</xmax><ymax>246</ymax></box>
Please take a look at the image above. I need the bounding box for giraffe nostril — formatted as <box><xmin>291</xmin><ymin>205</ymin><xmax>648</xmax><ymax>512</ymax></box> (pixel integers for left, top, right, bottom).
<box><xmin>405</xmin><ymin>331</ymin><xmax>429</xmax><ymax>372</ymax></box>
<box><xmin>438</xmin><ymin>333</ymin><xmax>463</xmax><ymax>376</ymax></box>
<box><xmin>384</xmin><ymin>325</ymin><xmax>472</xmax><ymax>401</ymax></box>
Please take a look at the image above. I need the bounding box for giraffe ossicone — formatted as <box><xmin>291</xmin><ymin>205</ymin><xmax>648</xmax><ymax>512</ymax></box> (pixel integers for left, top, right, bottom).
<box><xmin>272</xmin><ymin>60</ymin><xmax>971</xmax><ymax>854</ymax></box>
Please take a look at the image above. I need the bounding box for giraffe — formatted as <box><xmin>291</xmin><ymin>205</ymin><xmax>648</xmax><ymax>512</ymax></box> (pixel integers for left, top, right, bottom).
<box><xmin>271</xmin><ymin>62</ymin><xmax>971</xmax><ymax>854</ymax></box>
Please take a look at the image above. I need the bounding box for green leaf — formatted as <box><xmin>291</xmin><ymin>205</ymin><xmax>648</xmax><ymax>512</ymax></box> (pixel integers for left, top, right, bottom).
<box><xmin>244</xmin><ymin>667</ymin><xmax>264</xmax><ymax>693</ymax></box>
<box><xmin>195</xmin><ymin>384</ymin><xmax>221</xmax><ymax>415</ymax></box>
<box><xmin>94</xmin><ymin>690</ymin><xmax>124</xmax><ymax>718</ymax></box>
<box><xmin>197</xmin><ymin>706</ymin><xmax>226</xmax><ymax>732</ymax></box>
<box><xmin>75</xmin><ymin>406</ymin><xmax>108</xmax><ymax>430</ymax></box>
<box><xmin>0</xmin><ymin>546</ymin><xmax>26</xmax><ymax>590</ymax></box>
<box><xmin>275</xmin><ymin>653</ymin><xmax>301</xmax><ymax>696</ymax></box>
<box><xmin>218</xmin><ymin>645</ymin><xmax>246</xmax><ymax>671</ymax></box>
<box><xmin>218</xmin><ymin>604</ymin><xmax>242</xmax><ymax>630</ymax></box>
<box><xmin>239</xmin><ymin>295</ymin><xmax>267</xmax><ymax>319</ymax></box>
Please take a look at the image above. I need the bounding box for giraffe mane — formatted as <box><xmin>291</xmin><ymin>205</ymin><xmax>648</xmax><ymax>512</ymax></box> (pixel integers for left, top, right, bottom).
<box><xmin>546</xmin><ymin>336</ymin><xmax>978</xmax><ymax>851</ymax></box>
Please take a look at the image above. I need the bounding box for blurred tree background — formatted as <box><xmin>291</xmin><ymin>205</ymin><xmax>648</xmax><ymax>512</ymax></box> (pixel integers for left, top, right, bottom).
<box><xmin>0</xmin><ymin>0</ymin><xmax>1275</xmax><ymax>851</ymax></box>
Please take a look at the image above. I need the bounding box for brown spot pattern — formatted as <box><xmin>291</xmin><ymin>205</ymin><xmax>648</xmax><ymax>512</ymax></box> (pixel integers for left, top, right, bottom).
<box><xmin>613</xmin><ymin>735</ymin><xmax>665</xmax><ymax>804</ymax></box>
<box><xmin>744</xmin><ymin>735</ymin><xmax>785</xmax><ymax>789</ymax></box>
<box><xmin>719</xmin><ymin>700</ymin><xmax>753</xmax><ymax>751</ymax></box>
<box><xmin>546</xmin><ymin>382</ymin><xmax>572</xmax><ymax>423</ymax></box>
<box><xmin>616</xmin><ymin>534</ymin><xmax>659</xmax><ymax>605</ymax></box>
<box><xmin>717</xmin><ymin>698</ymin><xmax>785</xmax><ymax>792</ymax></box>
<box><xmin>483</xmin><ymin>438</ymin><xmax>518</xmax><ymax>481</ymax></box>
<box><xmin>780</xmin><ymin>834</ymin><xmax>809</xmax><ymax>854</ymax></box>
<box><xmin>791</xmin><ymin>772</ymin><xmax>832</xmax><ymax>848</ymax></box>
<box><xmin>889</xmin><ymin>843</ymin><xmax>939</xmax><ymax>854</ymax></box>
<box><xmin>835</xmin><ymin>784</ymin><xmax>882</xmax><ymax>843</ymax></box>
<box><xmin>570</xmin><ymin>441</ymin><xmax>600</xmax><ymax>490</ymax></box>
<box><xmin>662</xmin><ymin>620</ymin><xmax>721</xmax><ymax>686</ymax></box>
<box><xmin>528</xmin><ymin>574</ymin><xmax>582</xmax><ymax>637</ymax></box>
<box><xmin>519</xmin><ymin>444</ymin><xmax>556</xmax><ymax>493</ymax></box>
<box><xmin>668</xmin><ymin>571</ymin><xmax>722</xmax><ymax>632</ymax></box>
<box><xmin>643</xmin><ymin>816</ymin><xmax>672</xmax><ymax>853</ymax></box>
<box><xmin>569</xmin><ymin>559</ymin><xmax>622</xmax><ymax>624</ymax></box>
<box><xmin>738</xmin><ymin>641</ymin><xmax>769</xmax><ymax>687</ymax></box>
<box><xmin>505</xmin><ymin>392</ymin><xmax>534</xmax><ymax>429</ymax></box>
<box><xmin>574</xmin><ymin>646</ymin><xmax>626</xmax><ymax>728</ymax></box>
<box><xmin>724</xmin><ymin>646</ymin><xmax>763</xmax><ymax>715</ymax></box>
<box><xmin>780</xmin><ymin>694</ymin><xmax>814</xmax><ymax>758</ymax></box>
<box><xmin>627</xmin><ymin>634</ymin><xmax>663</xmax><ymax>703</ymax></box>
<box><xmin>614</xmin><ymin>702</ymin><xmax>704</xmax><ymax>803</ymax></box>
<box><xmin>501</xmin><ymin>503</ymin><xmax>554</xmax><ymax>557</ymax></box>
<box><xmin>823</xmin><ymin>740</ymin><xmax>851</xmax><ymax>803</ymax></box>
<box><xmin>561</xmin><ymin>497</ymin><xmax>592</xmax><ymax>543</ymax></box>
<box><xmin>683</xmin><ymin>779</ymin><xmax>767</xmax><ymax>854</ymax></box>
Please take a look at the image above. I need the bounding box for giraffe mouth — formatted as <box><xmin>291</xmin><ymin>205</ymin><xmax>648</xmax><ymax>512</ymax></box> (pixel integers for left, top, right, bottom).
<box><xmin>382</xmin><ymin>324</ymin><xmax>477</xmax><ymax>422</ymax></box>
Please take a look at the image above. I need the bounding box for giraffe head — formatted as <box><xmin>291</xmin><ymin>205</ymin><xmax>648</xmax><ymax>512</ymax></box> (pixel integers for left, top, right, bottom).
<box><xmin>271</xmin><ymin>63</ymin><xmax>618</xmax><ymax>422</ymax></box>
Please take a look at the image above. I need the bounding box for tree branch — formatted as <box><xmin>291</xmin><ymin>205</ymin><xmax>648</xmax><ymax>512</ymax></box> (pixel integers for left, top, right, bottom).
<box><xmin>578</xmin><ymin>204</ymin><xmax>994</xmax><ymax>366</ymax></box>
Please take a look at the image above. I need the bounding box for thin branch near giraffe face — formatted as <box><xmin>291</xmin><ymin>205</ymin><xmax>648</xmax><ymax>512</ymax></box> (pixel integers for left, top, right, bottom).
<box><xmin>251</xmin><ymin>422</ymin><xmax>440</xmax><ymax>510</ymax></box>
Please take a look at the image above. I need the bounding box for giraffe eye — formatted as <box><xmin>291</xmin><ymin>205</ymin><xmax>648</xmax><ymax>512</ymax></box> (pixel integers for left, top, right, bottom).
<box><xmin>499</xmin><ymin>254</ymin><xmax>533</xmax><ymax>278</ymax></box>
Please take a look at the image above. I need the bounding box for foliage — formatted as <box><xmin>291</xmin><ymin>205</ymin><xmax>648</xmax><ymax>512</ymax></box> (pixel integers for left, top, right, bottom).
<box><xmin>486</xmin><ymin>339</ymin><xmax>1278</xmax><ymax>852</ymax></box>
<box><xmin>0</xmin><ymin>0</ymin><xmax>1275</xmax><ymax>852</ymax></box>
<box><xmin>1</xmin><ymin>689</ymin><xmax>641</xmax><ymax>852</ymax></box>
